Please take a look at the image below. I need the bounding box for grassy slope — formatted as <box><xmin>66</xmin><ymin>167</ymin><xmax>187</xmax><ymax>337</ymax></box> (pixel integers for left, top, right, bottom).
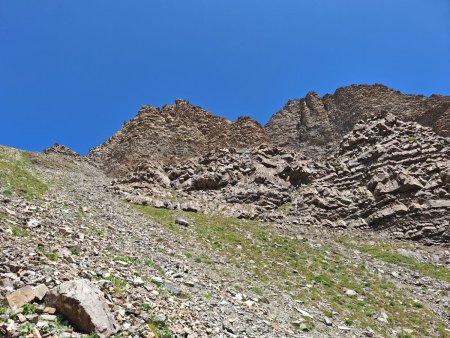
<box><xmin>0</xmin><ymin>146</ymin><xmax>47</xmax><ymax>200</ymax></box>
<box><xmin>134</xmin><ymin>205</ymin><xmax>449</xmax><ymax>338</ymax></box>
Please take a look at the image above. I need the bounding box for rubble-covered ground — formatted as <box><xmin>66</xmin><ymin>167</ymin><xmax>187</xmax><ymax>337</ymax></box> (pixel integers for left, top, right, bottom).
<box><xmin>1</xmin><ymin>139</ymin><xmax>450</xmax><ymax>337</ymax></box>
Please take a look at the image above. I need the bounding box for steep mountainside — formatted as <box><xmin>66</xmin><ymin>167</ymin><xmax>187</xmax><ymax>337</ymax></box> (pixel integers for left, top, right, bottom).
<box><xmin>111</xmin><ymin>114</ymin><xmax>450</xmax><ymax>243</ymax></box>
<box><xmin>265</xmin><ymin>84</ymin><xmax>450</xmax><ymax>158</ymax></box>
<box><xmin>88</xmin><ymin>100</ymin><xmax>269</xmax><ymax>177</ymax></box>
<box><xmin>1</xmin><ymin>145</ymin><xmax>450</xmax><ymax>337</ymax></box>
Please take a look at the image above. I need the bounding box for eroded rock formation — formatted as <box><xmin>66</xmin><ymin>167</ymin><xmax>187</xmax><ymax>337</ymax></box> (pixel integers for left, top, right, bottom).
<box><xmin>88</xmin><ymin>100</ymin><xmax>269</xmax><ymax>177</ymax></box>
<box><xmin>266</xmin><ymin>84</ymin><xmax>450</xmax><ymax>158</ymax></box>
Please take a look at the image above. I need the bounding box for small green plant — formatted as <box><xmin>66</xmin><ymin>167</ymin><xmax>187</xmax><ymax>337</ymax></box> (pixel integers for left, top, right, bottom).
<box><xmin>92</xmin><ymin>228</ymin><xmax>105</xmax><ymax>237</ymax></box>
<box><xmin>203</xmin><ymin>292</ymin><xmax>212</xmax><ymax>300</ymax></box>
<box><xmin>0</xmin><ymin>302</ymin><xmax>8</xmax><ymax>316</ymax></box>
<box><xmin>141</xmin><ymin>303</ymin><xmax>151</xmax><ymax>312</ymax></box>
<box><xmin>194</xmin><ymin>254</ymin><xmax>212</xmax><ymax>264</ymax></box>
<box><xmin>22</xmin><ymin>303</ymin><xmax>37</xmax><ymax>315</ymax></box>
<box><xmin>18</xmin><ymin>322</ymin><xmax>35</xmax><ymax>335</ymax></box>
<box><xmin>83</xmin><ymin>333</ymin><xmax>99</xmax><ymax>338</ymax></box>
<box><xmin>35</xmin><ymin>246</ymin><xmax>59</xmax><ymax>261</ymax></box>
<box><xmin>104</xmin><ymin>275</ymin><xmax>127</xmax><ymax>296</ymax></box>
<box><xmin>69</xmin><ymin>246</ymin><xmax>81</xmax><ymax>256</ymax></box>
<box><xmin>144</xmin><ymin>258</ymin><xmax>155</xmax><ymax>267</ymax></box>
<box><xmin>407</xmin><ymin>136</ymin><xmax>417</xmax><ymax>142</ymax></box>
<box><xmin>41</xmin><ymin>316</ymin><xmax>70</xmax><ymax>335</ymax></box>
<box><xmin>251</xmin><ymin>287</ymin><xmax>264</xmax><ymax>297</ymax></box>
<box><xmin>11</xmin><ymin>226</ymin><xmax>29</xmax><ymax>237</ymax></box>
<box><xmin>149</xmin><ymin>316</ymin><xmax>174</xmax><ymax>338</ymax></box>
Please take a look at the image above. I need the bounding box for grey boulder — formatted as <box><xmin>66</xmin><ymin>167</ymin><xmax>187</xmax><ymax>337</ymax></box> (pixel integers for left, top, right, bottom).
<box><xmin>45</xmin><ymin>279</ymin><xmax>118</xmax><ymax>337</ymax></box>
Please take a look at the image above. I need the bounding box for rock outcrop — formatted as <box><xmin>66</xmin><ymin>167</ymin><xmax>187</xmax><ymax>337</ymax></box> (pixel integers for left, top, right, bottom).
<box><xmin>293</xmin><ymin>113</ymin><xmax>450</xmax><ymax>243</ymax></box>
<box><xmin>266</xmin><ymin>84</ymin><xmax>450</xmax><ymax>158</ymax></box>
<box><xmin>43</xmin><ymin>143</ymin><xmax>81</xmax><ymax>158</ymax></box>
<box><xmin>45</xmin><ymin>279</ymin><xmax>118</xmax><ymax>337</ymax></box>
<box><xmin>113</xmin><ymin>146</ymin><xmax>323</xmax><ymax>219</ymax></box>
<box><xmin>88</xmin><ymin>100</ymin><xmax>269</xmax><ymax>177</ymax></box>
<box><xmin>111</xmin><ymin>113</ymin><xmax>450</xmax><ymax>243</ymax></box>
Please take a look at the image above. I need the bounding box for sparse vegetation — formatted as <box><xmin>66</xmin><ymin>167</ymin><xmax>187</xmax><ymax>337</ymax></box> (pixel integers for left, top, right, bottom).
<box><xmin>148</xmin><ymin>316</ymin><xmax>174</xmax><ymax>338</ymax></box>
<box><xmin>113</xmin><ymin>255</ymin><xmax>139</xmax><ymax>265</ymax></box>
<box><xmin>135</xmin><ymin>205</ymin><xmax>450</xmax><ymax>337</ymax></box>
<box><xmin>18</xmin><ymin>322</ymin><xmax>36</xmax><ymax>335</ymax></box>
<box><xmin>35</xmin><ymin>246</ymin><xmax>59</xmax><ymax>261</ymax></box>
<box><xmin>340</xmin><ymin>239</ymin><xmax>450</xmax><ymax>283</ymax></box>
<box><xmin>0</xmin><ymin>146</ymin><xmax>48</xmax><ymax>199</ymax></box>
<box><xmin>22</xmin><ymin>303</ymin><xmax>37</xmax><ymax>315</ymax></box>
<box><xmin>141</xmin><ymin>303</ymin><xmax>151</xmax><ymax>312</ymax></box>
<box><xmin>12</xmin><ymin>226</ymin><xmax>30</xmax><ymax>237</ymax></box>
<box><xmin>103</xmin><ymin>275</ymin><xmax>127</xmax><ymax>296</ymax></box>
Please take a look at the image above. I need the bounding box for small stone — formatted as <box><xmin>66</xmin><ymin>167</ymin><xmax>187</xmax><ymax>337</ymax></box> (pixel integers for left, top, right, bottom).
<box><xmin>133</xmin><ymin>277</ymin><xmax>144</xmax><ymax>286</ymax></box>
<box><xmin>43</xmin><ymin>307</ymin><xmax>56</xmax><ymax>314</ymax></box>
<box><xmin>6</xmin><ymin>285</ymin><xmax>35</xmax><ymax>309</ymax></box>
<box><xmin>345</xmin><ymin>289</ymin><xmax>357</xmax><ymax>296</ymax></box>
<box><xmin>33</xmin><ymin>284</ymin><xmax>49</xmax><ymax>301</ymax></box>
<box><xmin>295</xmin><ymin>308</ymin><xmax>314</xmax><ymax>319</ymax></box>
<box><xmin>17</xmin><ymin>313</ymin><xmax>27</xmax><ymax>323</ymax></box>
<box><xmin>40</xmin><ymin>314</ymin><xmax>57</xmax><ymax>321</ymax></box>
<box><xmin>299</xmin><ymin>323</ymin><xmax>309</xmax><ymax>332</ymax></box>
<box><xmin>175</xmin><ymin>218</ymin><xmax>190</xmax><ymax>227</ymax></box>
<box><xmin>32</xmin><ymin>327</ymin><xmax>42</xmax><ymax>338</ymax></box>
<box><xmin>323</xmin><ymin>316</ymin><xmax>332</xmax><ymax>326</ymax></box>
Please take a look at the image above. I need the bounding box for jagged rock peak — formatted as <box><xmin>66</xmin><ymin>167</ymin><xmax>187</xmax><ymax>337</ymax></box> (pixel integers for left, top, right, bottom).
<box><xmin>43</xmin><ymin>143</ymin><xmax>81</xmax><ymax>158</ymax></box>
<box><xmin>88</xmin><ymin>100</ymin><xmax>269</xmax><ymax>177</ymax></box>
<box><xmin>265</xmin><ymin>84</ymin><xmax>450</xmax><ymax>158</ymax></box>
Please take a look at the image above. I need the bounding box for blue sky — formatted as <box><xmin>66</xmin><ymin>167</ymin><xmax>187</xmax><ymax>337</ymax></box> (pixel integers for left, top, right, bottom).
<box><xmin>1</xmin><ymin>1</ymin><xmax>449</xmax><ymax>154</ymax></box>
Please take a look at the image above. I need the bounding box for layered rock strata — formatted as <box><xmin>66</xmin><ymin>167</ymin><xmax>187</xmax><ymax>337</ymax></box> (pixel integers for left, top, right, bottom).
<box><xmin>293</xmin><ymin>113</ymin><xmax>450</xmax><ymax>243</ymax></box>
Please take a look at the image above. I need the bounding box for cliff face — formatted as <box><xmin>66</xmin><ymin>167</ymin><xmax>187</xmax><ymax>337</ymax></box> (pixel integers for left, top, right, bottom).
<box><xmin>265</xmin><ymin>84</ymin><xmax>450</xmax><ymax>157</ymax></box>
<box><xmin>88</xmin><ymin>85</ymin><xmax>450</xmax><ymax>177</ymax></box>
<box><xmin>88</xmin><ymin>100</ymin><xmax>269</xmax><ymax>177</ymax></box>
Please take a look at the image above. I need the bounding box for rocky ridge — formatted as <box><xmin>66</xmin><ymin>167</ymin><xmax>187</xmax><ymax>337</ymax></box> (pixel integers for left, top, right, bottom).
<box><xmin>266</xmin><ymin>84</ymin><xmax>450</xmax><ymax>158</ymax></box>
<box><xmin>112</xmin><ymin>114</ymin><xmax>450</xmax><ymax>243</ymax></box>
<box><xmin>88</xmin><ymin>100</ymin><xmax>269</xmax><ymax>177</ymax></box>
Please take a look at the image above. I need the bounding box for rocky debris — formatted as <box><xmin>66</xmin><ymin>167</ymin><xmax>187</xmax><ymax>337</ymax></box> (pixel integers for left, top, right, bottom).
<box><xmin>112</xmin><ymin>145</ymin><xmax>324</xmax><ymax>219</ymax></box>
<box><xmin>88</xmin><ymin>99</ymin><xmax>269</xmax><ymax>177</ymax></box>
<box><xmin>45</xmin><ymin>279</ymin><xmax>118</xmax><ymax>337</ymax></box>
<box><xmin>6</xmin><ymin>284</ymin><xmax>48</xmax><ymax>309</ymax></box>
<box><xmin>266</xmin><ymin>84</ymin><xmax>450</xmax><ymax>158</ymax></box>
<box><xmin>43</xmin><ymin>143</ymin><xmax>81</xmax><ymax>158</ymax></box>
<box><xmin>0</xmin><ymin>151</ymin><xmax>306</xmax><ymax>337</ymax></box>
<box><xmin>292</xmin><ymin>113</ymin><xmax>450</xmax><ymax>243</ymax></box>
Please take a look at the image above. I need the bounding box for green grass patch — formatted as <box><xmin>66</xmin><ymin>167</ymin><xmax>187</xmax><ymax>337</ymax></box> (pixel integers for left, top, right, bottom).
<box><xmin>12</xmin><ymin>226</ymin><xmax>30</xmax><ymax>237</ymax></box>
<box><xmin>340</xmin><ymin>239</ymin><xmax>450</xmax><ymax>284</ymax></box>
<box><xmin>113</xmin><ymin>256</ymin><xmax>140</xmax><ymax>265</ymax></box>
<box><xmin>135</xmin><ymin>205</ymin><xmax>449</xmax><ymax>337</ymax></box>
<box><xmin>149</xmin><ymin>316</ymin><xmax>174</xmax><ymax>338</ymax></box>
<box><xmin>35</xmin><ymin>246</ymin><xmax>58</xmax><ymax>261</ymax></box>
<box><xmin>0</xmin><ymin>146</ymin><xmax>47</xmax><ymax>200</ymax></box>
<box><xmin>103</xmin><ymin>275</ymin><xmax>127</xmax><ymax>296</ymax></box>
<box><xmin>22</xmin><ymin>303</ymin><xmax>37</xmax><ymax>315</ymax></box>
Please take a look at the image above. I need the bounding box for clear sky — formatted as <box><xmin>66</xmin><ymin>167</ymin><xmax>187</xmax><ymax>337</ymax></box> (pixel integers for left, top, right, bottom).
<box><xmin>1</xmin><ymin>1</ymin><xmax>449</xmax><ymax>154</ymax></box>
